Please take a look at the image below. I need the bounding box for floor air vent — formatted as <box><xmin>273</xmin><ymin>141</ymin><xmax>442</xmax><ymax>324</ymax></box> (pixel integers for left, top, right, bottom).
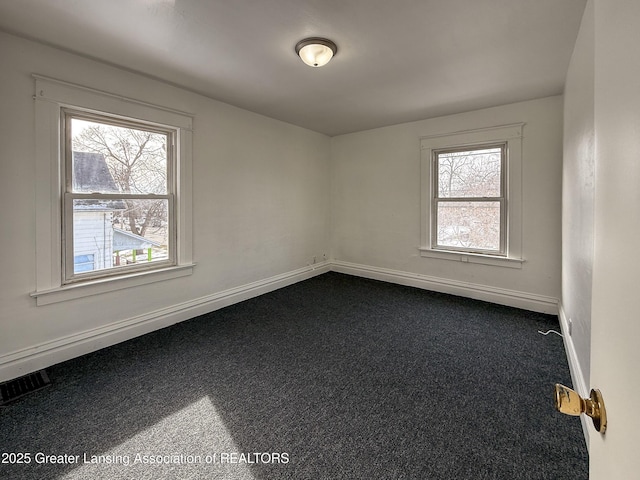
<box><xmin>0</xmin><ymin>370</ymin><xmax>51</xmax><ymax>406</ymax></box>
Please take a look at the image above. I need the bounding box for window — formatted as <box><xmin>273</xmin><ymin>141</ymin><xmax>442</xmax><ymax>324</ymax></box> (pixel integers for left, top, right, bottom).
<box><xmin>63</xmin><ymin>111</ymin><xmax>175</xmax><ymax>283</ymax></box>
<box><xmin>32</xmin><ymin>75</ymin><xmax>193</xmax><ymax>305</ymax></box>
<box><xmin>420</xmin><ymin>124</ymin><xmax>524</xmax><ymax>268</ymax></box>
<box><xmin>432</xmin><ymin>144</ymin><xmax>506</xmax><ymax>255</ymax></box>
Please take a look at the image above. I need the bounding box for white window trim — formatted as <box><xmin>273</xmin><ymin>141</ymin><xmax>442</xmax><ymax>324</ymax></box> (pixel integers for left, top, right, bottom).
<box><xmin>419</xmin><ymin>123</ymin><xmax>524</xmax><ymax>269</ymax></box>
<box><xmin>31</xmin><ymin>75</ymin><xmax>194</xmax><ymax>306</ymax></box>
<box><xmin>62</xmin><ymin>109</ymin><xmax>178</xmax><ymax>284</ymax></box>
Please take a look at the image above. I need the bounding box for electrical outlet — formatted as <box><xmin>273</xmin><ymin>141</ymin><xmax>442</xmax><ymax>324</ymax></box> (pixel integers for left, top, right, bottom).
<box><xmin>568</xmin><ymin>318</ymin><xmax>573</xmax><ymax>336</ymax></box>
<box><xmin>313</xmin><ymin>256</ymin><xmax>316</xmax><ymax>264</ymax></box>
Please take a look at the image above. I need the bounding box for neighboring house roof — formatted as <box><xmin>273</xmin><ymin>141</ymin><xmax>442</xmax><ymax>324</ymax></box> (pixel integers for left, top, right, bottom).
<box><xmin>72</xmin><ymin>151</ymin><xmax>125</xmax><ymax>210</ymax></box>
<box><xmin>73</xmin><ymin>151</ymin><xmax>119</xmax><ymax>192</ymax></box>
<box><xmin>113</xmin><ymin>228</ymin><xmax>162</xmax><ymax>251</ymax></box>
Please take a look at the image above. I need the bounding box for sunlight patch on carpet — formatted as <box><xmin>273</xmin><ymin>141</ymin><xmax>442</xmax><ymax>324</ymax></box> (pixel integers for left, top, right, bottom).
<box><xmin>60</xmin><ymin>396</ymin><xmax>257</xmax><ymax>480</ymax></box>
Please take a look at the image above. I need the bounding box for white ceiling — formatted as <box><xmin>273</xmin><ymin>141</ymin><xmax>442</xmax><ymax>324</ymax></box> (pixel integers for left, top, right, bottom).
<box><xmin>0</xmin><ymin>0</ymin><xmax>586</xmax><ymax>136</ymax></box>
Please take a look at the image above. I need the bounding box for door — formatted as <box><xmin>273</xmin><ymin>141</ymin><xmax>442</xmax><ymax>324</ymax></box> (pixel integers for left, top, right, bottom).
<box><xmin>589</xmin><ymin>0</ymin><xmax>640</xmax><ymax>476</ymax></box>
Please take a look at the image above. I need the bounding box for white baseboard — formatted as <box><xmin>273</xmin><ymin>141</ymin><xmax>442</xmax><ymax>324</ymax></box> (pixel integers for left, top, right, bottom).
<box><xmin>1</xmin><ymin>260</ymin><xmax>559</xmax><ymax>384</ymax></box>
<box><xmin>0</xmin><ymin>262</ymin><xmax>330</xmax><ymax>383</ymax></box>
<box><xmin>558</xmin><ymin>303</ymin><xmax>590</xmax><ymax>450</ymax></box>
<box><xmin>331</xmin><ymin>260</ymin><xmax>559</xmax><ymax>314</ymax></box>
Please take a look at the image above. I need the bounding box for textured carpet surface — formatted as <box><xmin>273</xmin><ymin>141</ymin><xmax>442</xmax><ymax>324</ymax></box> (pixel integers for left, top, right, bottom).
<box><xmin>0</xmin><ymin>272</ymin><xmax>588</xmax><ymax>479</ymax></box>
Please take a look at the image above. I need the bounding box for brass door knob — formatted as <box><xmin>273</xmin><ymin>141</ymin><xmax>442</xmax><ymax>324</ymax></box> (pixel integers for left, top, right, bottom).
<box><xmin>554</xmin><ymin>384</ymin><xmax>607</xmax><ymax>433</ymax></box>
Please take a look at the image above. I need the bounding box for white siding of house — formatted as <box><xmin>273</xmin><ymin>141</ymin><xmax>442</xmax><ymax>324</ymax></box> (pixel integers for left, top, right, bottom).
<box><xmin>73</xmin><ymin>211</ymin><xmax>114</xmax><ymax>271</ymax></box>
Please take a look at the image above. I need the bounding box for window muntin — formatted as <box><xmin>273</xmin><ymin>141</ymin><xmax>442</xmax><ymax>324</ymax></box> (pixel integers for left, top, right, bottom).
<box><xmin>432</xmin><ymin>144</ymin><xmax>506</xmax><ymax>255</ymax></box>
<box><xmin>63</xmin><ymin>110</ymin><xmax>176</xmax><ymax>283</ymax></box>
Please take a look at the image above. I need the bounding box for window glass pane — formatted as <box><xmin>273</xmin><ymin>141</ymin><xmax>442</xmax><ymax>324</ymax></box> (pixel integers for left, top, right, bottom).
<box><xmin>437</xmin><ymin>147</ymin><xmax>502</xmax><ymax>198</ymax></box>
<box><xmin>72</xmin><ymin>199</ymin><xmax>170</xmax><ymax>274</ymax></box>
<box><xmin>71</xmin><ymin>118</ymin><xmax>168</xmax><ymax>194</ymax></box>
<box><xmin>436</xmin><ymin>201</ymin><xmax>501</xmax><ymax>251</ymax></box>
<box><xmin>73</xmin><ymin>254</ymin><xmax>95</xmax><ymax>273</ymax></box>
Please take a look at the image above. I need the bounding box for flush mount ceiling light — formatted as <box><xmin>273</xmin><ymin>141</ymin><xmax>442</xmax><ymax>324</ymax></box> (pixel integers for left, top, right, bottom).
<box><xmin>295</xmin><ymin>37</ymin><xmax>337</xmax><ymax>67</ymax></box>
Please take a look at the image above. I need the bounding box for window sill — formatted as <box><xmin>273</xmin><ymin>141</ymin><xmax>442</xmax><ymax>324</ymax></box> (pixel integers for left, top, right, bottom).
<box><xmin>418</xmin><ymin>248</ymin><xmax>524</xmax><ymax>269</ymax></box>
<box><xmin>30</xmin><ymin>264</ymin><xmax>195</xmax><ymax>306</ymax></box>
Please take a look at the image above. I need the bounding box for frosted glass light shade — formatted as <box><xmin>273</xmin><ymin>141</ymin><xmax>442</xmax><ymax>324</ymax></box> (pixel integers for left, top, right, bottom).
<box><xmin>295</xmin><ymin>38</ymin><xmax>337</xmax><ymax>67</ymax></box>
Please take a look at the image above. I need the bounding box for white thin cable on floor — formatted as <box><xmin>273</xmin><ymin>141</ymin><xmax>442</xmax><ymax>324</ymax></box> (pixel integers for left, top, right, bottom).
<box><xmin>537</xmin><ymin>329</ymin><xmax>563</xmax><ymax>337</ymax></box>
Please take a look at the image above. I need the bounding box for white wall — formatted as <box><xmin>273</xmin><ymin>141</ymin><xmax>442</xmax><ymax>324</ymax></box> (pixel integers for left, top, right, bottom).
<box><xmin>0</xmin><ymin>32</ymin><xmax>331</xmax><ymax>380</ymax></box>
<box><xmin>330</xmin><ymin>97</ymin><xmax>563</xmax><ymax>311</ymax></box>
<box><xmin>561</xmin><ymin>0</ymin><xmax>594</xmax><ymax>400</ymax></box>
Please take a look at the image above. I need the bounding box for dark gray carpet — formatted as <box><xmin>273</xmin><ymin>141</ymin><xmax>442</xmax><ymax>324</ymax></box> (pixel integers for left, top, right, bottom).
<box><xmin>0</xmin><ymin>272</ymin><xmax>588</xmax><ymax>479</ymax></box>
